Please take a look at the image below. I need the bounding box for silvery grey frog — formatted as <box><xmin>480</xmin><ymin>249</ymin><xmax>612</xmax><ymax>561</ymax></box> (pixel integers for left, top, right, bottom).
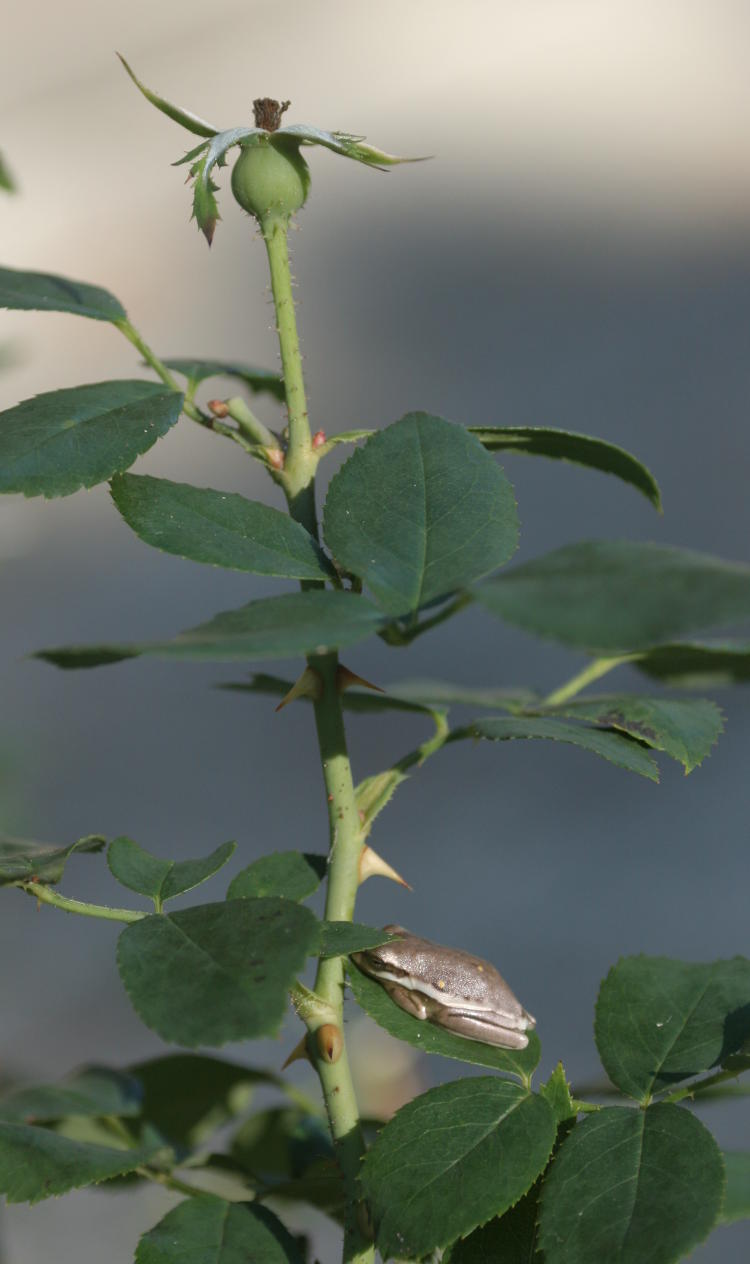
<box><xmin>351</xmin><ymin>925</ymin><xmax>535</xmax><ymax>1050</ymax></box>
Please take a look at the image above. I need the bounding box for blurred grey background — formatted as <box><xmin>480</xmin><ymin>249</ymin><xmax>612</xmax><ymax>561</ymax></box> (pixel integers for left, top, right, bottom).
<box><xmin>2</xmin><ymin>1</ymin><xmax>750</xmax><ymax>1259</ymax></box>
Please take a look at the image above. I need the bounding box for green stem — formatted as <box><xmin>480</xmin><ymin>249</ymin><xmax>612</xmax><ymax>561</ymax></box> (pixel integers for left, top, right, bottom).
<box><xmin>135</xmin><ymin>1165</ymin><xmax>207</xmax><ymax>1199</ymax></box>
<box><xmin>392</xmin><ymin>710</ymin><xmax>451</xmax><ymax>776</ymax></box>
<box><xmin>225</xmin><ymin>395</ymin><xmax>278</xmax><ymax>448</ymax></box>
<box><xmin>660</xmin><ymin>1066</ymin><xmax>747</xmax><ymax>1106</ymax></box>
<box><xmin>19</xmin><ymin>881</ymin><xmax>145</xmax><ymax>923</ymax></box>
<box><xmin>116</xmin><ymin>318</ymin><xmax>271</xmax><ymax>463</ymax></box>
<box><xmin>260</xmin><ymin>213</ymin><xmax>373</xmax><ymax>1264</ymax></box>
<box><xmin>380</xmin><ymin>592</ymin><xmax>472</xmax><ymax>646</ymax></box>
<box><xmin>541</xmin><ymin>655</ymin><xmax>634</xmax><ymax>708</ymax></box>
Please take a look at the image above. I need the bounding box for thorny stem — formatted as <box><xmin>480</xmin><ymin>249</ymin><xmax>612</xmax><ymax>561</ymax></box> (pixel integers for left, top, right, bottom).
<box><xmin>18</xmin><ymin>881</ymin><xmax>145</xmax><ymax>923</ymax></box>
<box><xmin>260</xmin><ymin>212</ymin><xmax>373</xmax><ymax>1264</ymax></box>
<box><xmin>541</xmin><ymin>655</ymin><xmax>635</xmax><ymax>708</ymax></box>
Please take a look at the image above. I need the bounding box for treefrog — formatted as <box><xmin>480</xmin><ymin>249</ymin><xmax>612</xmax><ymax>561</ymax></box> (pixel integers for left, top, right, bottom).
<box><xmin>351</xmin><ymin>925</ymin><xmax>535</xmax><ymax>1050</ymax></box>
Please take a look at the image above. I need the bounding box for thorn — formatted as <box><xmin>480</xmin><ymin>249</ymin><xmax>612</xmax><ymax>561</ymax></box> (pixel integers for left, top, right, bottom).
<box><xmin>275</xmin><ymin>666</ymin><xmax>323</xmax><ymax>712</ymax></box>
<box><xmin>336</xmin><ymin>665</ymin><xmax>385</xmax><ymax>695</ymax></box>
<box><xmin>358</xmin><ymin>844</ymin><xmax>412</xmax><ymax>890</ymax></box>
<box><xmin>207</xmin><ymin>399</ymin><xmax>229</xmax><ymax>418</ymax></box>
<box><xmin>282</xmin><ymin>1036</ymin><xmax>312</xmax><ymax>1070</ymax></box>
<box><xmin>316</xmin><ymin>1023</ymin><xmax>343</xmax><ymax>1065</ymax></box>
<box><xmin>312</xmin><ymin>429</ymin><xmax>326</xmax><ymax>449</ymax></box>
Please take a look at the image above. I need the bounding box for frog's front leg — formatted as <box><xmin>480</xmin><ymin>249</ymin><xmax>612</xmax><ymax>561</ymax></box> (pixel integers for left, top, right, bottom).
<box><xmin>384</xmin><ymin>982</ymin><xmax>429</xmax><ymax>1021</ymax></box>
<box><xmin>432</xmin><ymin>1008</ymin><xmax>530</xmax><ymax>1050</ymax></box>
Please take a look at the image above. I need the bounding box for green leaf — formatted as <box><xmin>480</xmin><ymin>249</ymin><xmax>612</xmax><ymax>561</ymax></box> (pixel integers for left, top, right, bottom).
<box><xmin>107</xmin><ymin>836</ymin><xmax>235</xmax><ymax>907</ymax></box>
<box><xmin>0</xmin><ymin>1068</ymin><xmax>142</xmax><ymax>1124</ymax></box>
<box><xmin>470</xmin><ymin>426</ymin><xmax>662</xmax><ymax>510</ymax></box>
<box><xmin>360</xmin><ymin>1078</ymin><xmax>556</xmax><ymax>1259</ymax></box>
<box><xmin>721</xmin><ymin>1151</ymin><xmax>750</xmax><ymax>1224</ymax></box>
<box><xmin>541</xmin><ymin>695</ymin><xmax>723</xmax><ymax>773</ymax></box>
<box><xmin>222</xmin><ymin>673</ymin><xmax>436</xmax><ymax>717</ymax></box>
<box><xmin>278</xmin><ymin>123</ymin><xmax>425</xmax><ymax>169</ymax></box>
<box><xmin>229</xmin><ymin>1107</ymin><xmax>346</xmax><ymax>1222</ymax></box>
<box><xmin>477</xmin><ymin>541</ymin><xmax>750</xmax><ymax>654</ymax></box>
<box><xmin>232</xmin><ymin>1106</ymin><xmax>332</xmax><ymax>1181</ymax></box>
<box><xmin>135</xmin><ymin>1195</ymin><xmax>305</xmax><ymax>1263</ymax></box>
<box><xmin>0</xmin><ymin>152</ymin><xmax>15</xmax><ymax>193</ymax></box>
<box><xmin>0</xmin><ymin>381</ymin><xmax>183</xmax><ymax>498</ymax></box>
<box><xmin>0</xmin><ymin>265</ymin><xmax>125</xmax><ymax>321</ymax></box>
<box><xmin>323</xmin><ymin>412</ymin><xmax>519</xmax><ymax>617</ymax></box>
<box><xmin>446</xmin><ymin>1185</ymin><xmax>540</xmax><ymax>1263</ymax></box>
<box><xmin>595</xmin><ymin>955</ymin><xmax>750</xmax><ymax>1103</ymax></box>
<box><xmin>227</xmin><ymin>852</ymin><xmax>326</xmax><ymax>903</ymax></box>
<box><xmin>0</xmin><ymin>834</ymin><xmax>105</xmax><ymax>886</ymax></box>
<box><xmin>130</xmin><ymin>1054</ymin><xmax>274</xmax><ymax>1151</ymax></box>
<box><xmin>387</xmin><ymin>678</ymin><xmax>537</xmax><ymax>712</ymax></box>
<box><xmin>117</xmin><ymin>54</ymin><xmax>218</xmax><ymax>138</ymax></box>
<box><xmin>538</xmin><ymin>1104</ymin><xmax>724</xmax><ymax>1263</ymax></box>
<box><xmin>37</xmin><ymin>590</ymin><xmax>385</xmax><ymax>669</ymax></box>
<box><xmin>117</xmin><ymin>898</ymin><xmax>319</xmax><ymax>1047</ymax></box>
<box><xmin>110</xmin><ymin>474</ymin><xmax>333</xmax><ymax>580</ymax></box>
<box><xmin>348</xmin><ymin>966</ymin><xmax>541</xmax><ymax>1080</ymax></box>
<box><xmin>0</xmin><ymin>1122</ymin><xmax>159</xmax><ymax>1204</ymax></box>
<box><xmin>160</xmin><ymin>357</ymin><xmax>284</xmax><ymax>401</ymax></box>
<box><xmin>636</xmin><ymin>639</ymin><xmax>750</xmax><ymax>687</ymax></box>
<box><xmin>317</xmin><ymin>922</ymin><xmax>393</xmax><ymax>958</ymax></box>
<box><xmin>468</xmin><ymin>716</ymin><xmax>660</xmax><ymax>780</ymax></box>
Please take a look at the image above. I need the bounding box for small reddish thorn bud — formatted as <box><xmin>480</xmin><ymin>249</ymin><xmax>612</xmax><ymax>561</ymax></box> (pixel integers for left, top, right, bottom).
<box><xmin>208</xmin><ymin>399</ymin><xmax>229</xmax><ymax>418</ymax></box>
<box><xmin>312</xmin><ymin>429</ymin><xmax>326</xmax><ymax>449</ymax></box>
<box><xmin>282</xmin><ymin>1036</ymin><xmax>312</xmax><ymax>1070</ymax></box>
<box><xmin>276</xmin><ymin>667</ymin><xmax>323</xmax><ymax>712</ymax></box>
<box><xmin>316</xmin><ymin>1023</ymin><xmax>343</xmax><ymax>1065</ymax></box>
<box><xmin>336</xmin><ymin>665</ymin><xmax>385</xmax><ymax>695</ymax></box>
<box><xmin>358</xmin><ymin>844</ymin><xmax>412</xmax><ymax>890</ymax></box>
<box><xmin>328</xmin><ymin>794</ymin><xmax>334</xmax><ymax>803</ymax></box>
<box><xmin>267</xmin><ymin>447</ymin><xmax>285</xmax><ymax>470</ymax></box>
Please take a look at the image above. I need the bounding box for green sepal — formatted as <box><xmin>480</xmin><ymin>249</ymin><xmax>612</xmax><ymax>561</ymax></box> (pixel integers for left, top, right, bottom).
<box><xmin>117</xmin><ymin>54</ymin><xmax>218</xmax><ymax>138</ymax></box>
<box><xmin>190</xmin><ymin>128</ymin><xmax>265</xmax><ymax>244</ymax></box>
<box><xmin>278</xmin><ymin>122</ymin><xmax>427</xmax><ymax>169</ymax></box>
